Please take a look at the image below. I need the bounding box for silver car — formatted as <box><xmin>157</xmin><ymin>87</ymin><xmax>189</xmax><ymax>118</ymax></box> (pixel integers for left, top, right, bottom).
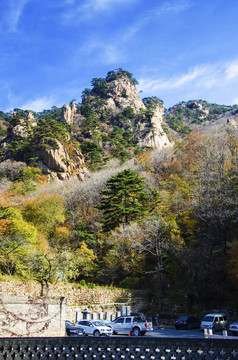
<box><xmin>229</xmin><ymin>321</ymin><xmax>238</xmax><ymax>336</ymax></box>
<box><xmin>76</xmin><ymin>320</ymin><xmax>113</xmax><ymax>337</ymax></box>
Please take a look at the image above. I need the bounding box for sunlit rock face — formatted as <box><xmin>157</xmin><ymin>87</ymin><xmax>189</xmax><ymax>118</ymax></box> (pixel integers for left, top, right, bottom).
<box><xmin>80</xmin><ymin>74</ymin><xmax>172</xmax><ymax>150</ymax></box>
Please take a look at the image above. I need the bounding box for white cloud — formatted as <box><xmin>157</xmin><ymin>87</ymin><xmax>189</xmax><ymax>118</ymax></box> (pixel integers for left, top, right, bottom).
<box><xmin>86</xmin><ymin>0</ymin><xmax>132</xmax><ymax>11</ymax></box>
<box><xmin>225</xmin><ymin>61</ymin><xmax>238</xmax><ymax>80</ymax></box>
<box><xmin>20</xmin><ymin>97</ymin><xmax>57</xmax><ymax>112</ymax></box>
<box><xmin>153</xmin><ymin>0</ymin><xmax>193</xmax><ymax>16</ymax></box>
<box><xmin>138</xmin><ymin>59</ymin><xmax>238</xmax><ymax>107</ymax></box>
<box><xmin>62</xmin><ymin>0</ymin><xmax>137</xmax><ymax>22</ymax></box>
<box><xmin>138</xmin><ymin>65</ymin><xmax>209</xmax><ymax>92</ymax></box>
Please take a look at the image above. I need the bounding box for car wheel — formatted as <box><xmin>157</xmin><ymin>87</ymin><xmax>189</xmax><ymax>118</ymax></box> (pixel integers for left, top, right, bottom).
<box><xmin>113</xmin><ymin>331</ymin><xmax>117</xmax><ymax>335</ymax></box>
<box><xmin>131</xmin><ymin>327</ymin><xmax>140</xmax><ymax>336</ymax></box>
<box><xmin>93</xmin><ymin>330</ymin><xmax>100</xmax><ymax>337</ymax></box>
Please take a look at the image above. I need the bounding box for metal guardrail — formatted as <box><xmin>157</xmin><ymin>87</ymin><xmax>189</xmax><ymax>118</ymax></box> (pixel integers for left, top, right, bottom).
<box><xmin>0</xmin><ymin>335</ymin><xmax>237</xmax><ymax>359</ymax></box>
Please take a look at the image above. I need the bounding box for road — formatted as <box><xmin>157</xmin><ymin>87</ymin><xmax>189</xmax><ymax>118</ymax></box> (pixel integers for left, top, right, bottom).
<box><xmin>148</xmin><ymin>326</ymin><xmax>205</xmax><ymax>338</ymax></box>
<box><xmin>145</xmin><ymin>326</ymin><xmax>238</xmax><ymax>339</ymax></box>
<box><xmin>112</xmin><ymin>326</ymin><xmax>237</xmax><ymax>339</ymax></box>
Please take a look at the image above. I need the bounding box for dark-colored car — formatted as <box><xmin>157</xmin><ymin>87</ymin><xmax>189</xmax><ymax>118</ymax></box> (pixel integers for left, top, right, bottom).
<box><xmin>174</xmin><ymin>315</ymin><xmax>200</xmax><ymax>330</ymax></box>
<box><xmin>65</xmin><ymin>320</ymin><xmax>85</xmax><ymax>336</ymax></box>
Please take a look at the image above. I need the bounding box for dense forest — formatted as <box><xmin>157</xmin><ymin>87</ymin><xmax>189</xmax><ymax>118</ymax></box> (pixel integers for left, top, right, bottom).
<box><xmin>0</xmin><ymin>69</ymin><xmax>237</xmax><ymax>313</ymax></box>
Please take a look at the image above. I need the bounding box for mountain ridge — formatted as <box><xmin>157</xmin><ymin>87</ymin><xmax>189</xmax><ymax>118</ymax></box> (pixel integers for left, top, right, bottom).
<box><xmin>0</xmin><ymin>69</ymin><xmax>237</xmax><ymax>181</ymax></box>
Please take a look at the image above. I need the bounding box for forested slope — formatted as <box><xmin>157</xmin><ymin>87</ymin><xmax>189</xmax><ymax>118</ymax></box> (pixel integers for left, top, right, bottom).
<box><xmin>0</xmin><ymin>69</ymin><xmax>237</xmax><ymax>312</ymax></box>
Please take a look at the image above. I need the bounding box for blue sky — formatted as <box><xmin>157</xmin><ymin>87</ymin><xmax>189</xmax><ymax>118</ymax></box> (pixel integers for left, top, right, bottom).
<box><xmin>1</xmin><ymin>0</ymin><xmax>238</xmax><ymax>112</ymax></box>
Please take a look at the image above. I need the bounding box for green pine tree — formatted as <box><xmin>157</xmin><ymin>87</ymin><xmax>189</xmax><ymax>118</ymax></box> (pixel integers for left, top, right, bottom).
<box><xmin>97</xmin><ymin>169</ymin><xmax>148</xmax><ymax>232</ymax></box>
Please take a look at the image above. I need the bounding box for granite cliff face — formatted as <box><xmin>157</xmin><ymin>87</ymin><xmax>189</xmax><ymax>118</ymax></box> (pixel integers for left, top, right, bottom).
<box><xmin>60</xmin><ymin>102</ymin><xmax>77</xmax><ymax>124</ymax></box>
<box><xmin>101</xmin><ymin>76</ymin><xmax>145</xmax><ymax>115</ymax></box>
<box><xmin>33</xmin><ymin>139</ymin><xmax>85</xmax><ymax>181</ymax></box>
<box><xmin>103</xmin><ymin>76</ymin><xmax>171</xmax><ymax>149</ymax></box>
<box><xmin>72</xmin><ymin>73</ymin><xmax>172</xmax><ymax>151</ymax></box>
<box><xmin>0</xmin><ymin>114</ymin><xmax>87</xmax><ymax>181</ymax></box>
<box><xmin>0</xmin><ymin>71</ymin><xmax>174</xmax><ymax>181</ymax></box>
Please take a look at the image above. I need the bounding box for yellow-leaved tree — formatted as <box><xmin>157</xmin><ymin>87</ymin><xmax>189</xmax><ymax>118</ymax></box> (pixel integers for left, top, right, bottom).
<box><xmin>0</xmin><ymin>206</ymin><xmax>38</xmax><ymax>277</ymax></box>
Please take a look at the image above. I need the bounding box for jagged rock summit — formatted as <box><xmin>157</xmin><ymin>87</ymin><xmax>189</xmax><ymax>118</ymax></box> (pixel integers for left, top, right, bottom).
<box><xmin>0</xmin><ymin>69</ymin><xmax>173</xmax><ymax>181</ymax></box>
<box><xmin>62</xmin><ymin>70</ymin><xmax>172</xmax><ymax>151</ymax></box>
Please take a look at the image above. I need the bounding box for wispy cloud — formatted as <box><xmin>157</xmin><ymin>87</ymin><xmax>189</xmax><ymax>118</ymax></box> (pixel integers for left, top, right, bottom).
<box><xmin>85</xmin><ymin>0</ymin><xmax>133</xmax><ymax>11</ymax></box>
<box><xmin>123</xmin><ymin>0</ymin><xmax>193</xmax><ymax>42</ymax></box>
<box><xmin>62</xmin><ymin>0</ymin><xmax>137</xmax><ymax>22</ymax></box>
<box><xmin>153</xmin><ymin>0</ymin><xmax>193</xmax><ymax>16</ymax></box>
<box><xmin>0</xmin><ymin>0</ymin><xmax>32</xmax><ymax>32</ymax></box>
<box><xmin>225</xmin><ymin>61</ymin><xmax>238</xmax><ymax>80</ymax></box>
<box><xmin>138</xmin><ymin>59</ymin><xmax>238</xmax><ymax>106</ymax></box>
<box><xmin>79</xmin><ymin>38</ymin><xmax>125</xmax><ymax>65</ymax></box>
<box><xmin>20</xmin><ymin>96</ymin><xmax>57</xmax><ymax>112</ymax></box>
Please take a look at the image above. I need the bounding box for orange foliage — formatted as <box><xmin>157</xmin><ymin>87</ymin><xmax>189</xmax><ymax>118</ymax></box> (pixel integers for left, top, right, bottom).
<box><xmin>159</xmin><ymin>158</ymin><xmax>181</xmax><ymax>180</ymax></box>
<box><xmin>0</xmin><ymin>219</ymin><xmax>11</xmax><ymax>236</ymax></box>
<box><xmin>178</xmin><ymin>133</ymin><xmax>204</xmax><ymax>173</ymax></box>
<box><xmin>135</xmin><ymin>150</ymin><xmax>154</xmax><ymax>171</ymax></box>
<box><xmin>35</xmin><ymin>174</ymin><xmax>49</xmax><ymax>184</ymax></box>
<box><xmin>0</xmin><ymin>190</ymin><xmax>24</xmax><ymax>206</ymax></box>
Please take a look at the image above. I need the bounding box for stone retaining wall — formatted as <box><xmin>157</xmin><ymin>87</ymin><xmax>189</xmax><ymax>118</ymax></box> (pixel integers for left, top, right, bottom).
<box><xmin>0</xmin><ymin>282</ymin><xmax>132</xmax><ymax>306</ymax></box>
<box><xmin>0</xmin><ymin>295</ymin><xmax>66</xmax><ymax>337</ymax></box>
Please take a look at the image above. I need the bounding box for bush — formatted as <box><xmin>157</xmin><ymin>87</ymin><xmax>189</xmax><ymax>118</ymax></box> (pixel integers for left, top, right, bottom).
<box><xmin>119</xmin><ymin>277</ymin><xmax>139</xmax><ymax>289</ymax></box>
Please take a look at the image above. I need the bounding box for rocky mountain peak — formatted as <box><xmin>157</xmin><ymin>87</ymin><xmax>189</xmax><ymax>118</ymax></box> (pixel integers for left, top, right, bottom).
<box><xmin>61</xmin><ymin>101</ymin><xmax>77</xmax><ymax>124</ymax></box>
<box><xmin>80</xmin><ymin>70</ymin><xmax>172</xmax><ymax>150</ymax></box>
<box><xmin>102</xmin><ymin>75</ymin><xmax>145</xmax><ymax>115</ymax></box>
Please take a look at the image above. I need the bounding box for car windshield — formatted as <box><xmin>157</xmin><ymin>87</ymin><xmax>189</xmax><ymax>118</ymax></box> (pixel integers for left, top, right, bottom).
<box><xmin>66</xmin><ymin>321</ymin><xmax>73</xmax><ymax>326</ymax></box>
<box><xmin>92</xmin><ymin>321</ymin><xmax>103</xmax><ymax>326</ymax></box>
<box><xmin>203</xmin><ymin>316</ymin><xmax>214</xmax><ymax>322</ymax></box>
<box><xmin>178</xmin><ymin>316</ymin><xmax>188</xmax><ymax>321</ymax></box>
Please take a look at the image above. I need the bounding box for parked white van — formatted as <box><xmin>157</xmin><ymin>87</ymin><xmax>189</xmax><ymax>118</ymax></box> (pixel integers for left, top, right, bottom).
<box><xmin>201</xmin><ymin>313</ymin><xmax>227</xmax><ymax>332</ymax></box>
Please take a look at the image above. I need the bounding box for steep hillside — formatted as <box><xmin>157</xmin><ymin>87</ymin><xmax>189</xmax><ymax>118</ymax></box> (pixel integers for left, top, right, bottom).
<box><xmin>62</xmin><ymin>69</ymin><xmax>172</xmax><ymax>167</ymax></box>
<box><xmin>165</xmin><ymin>100</ymin><xmax>238</xmax><ymax>135</ymax></box>
<box><xmin>0</xmin><ymin>70</ymin><xmax>237</xmax><ymax>312</ymax></box>
<box><xmin>0</xmin><ymin>69</ymin><xmax>172</xmax><ymax>179</ymax></box>
<box><xmin>0</xmin><ymin>110</ymin><xmax>86</xmax><ymax>181</ymax></box>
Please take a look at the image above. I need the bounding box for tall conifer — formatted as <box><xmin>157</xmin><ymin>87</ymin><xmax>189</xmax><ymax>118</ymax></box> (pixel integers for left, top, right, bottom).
<box><xmin>98</xmin><ymin>169</ymin><xmax>148</xmax><ymax>232</ymax></box>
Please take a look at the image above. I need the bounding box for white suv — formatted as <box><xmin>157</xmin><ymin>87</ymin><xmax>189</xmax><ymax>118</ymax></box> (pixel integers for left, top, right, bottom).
<box><xmin>76</xmin><ymin>320</ymin><xmax>113</xmax><ymax>336</ymax></box>
<box><xmin>107</xmin><ymin>316</ymin><xmax>153</xmax><ymax>336</ymax></box>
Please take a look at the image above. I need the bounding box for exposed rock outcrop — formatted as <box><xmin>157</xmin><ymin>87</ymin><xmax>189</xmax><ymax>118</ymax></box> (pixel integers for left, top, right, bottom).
<box><xmin>226</xmin><ymin>117</ymin><xmax>238</xmax><ymax>130</ymax></box>
<box><xmin>138</xmin><ymin>104</ymin><xmax>171</xmax><ymax>149</ymax></box>
<box><xmin>61</xmin><ymin>101</ymin><xmax>77</xmax><ymax>124</ymax></box>
<box><xmin>102</xmin><ymin>76</ymin><xmax>144</xmax><ymax>115</ymax></box>
<box><xmin>81</xmin><ymin>74</ymin><xmax>172</xmax><ymax>150</ymax></box>
<box><xmin>0</xmin><ymin>115</ymin><xmax>87</xmax><ymax>181</ymax></box>
<box><xmin>35</xmin><ymin>139</ymin><xmax>86</xmax><ymax>181</ymax></box>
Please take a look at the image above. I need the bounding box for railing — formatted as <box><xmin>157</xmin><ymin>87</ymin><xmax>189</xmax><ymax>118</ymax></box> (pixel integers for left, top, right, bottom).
<box><xmin>0</xmin><ymin>336</ymin><xmax>237</xmax><ymax>359</ymax></box>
